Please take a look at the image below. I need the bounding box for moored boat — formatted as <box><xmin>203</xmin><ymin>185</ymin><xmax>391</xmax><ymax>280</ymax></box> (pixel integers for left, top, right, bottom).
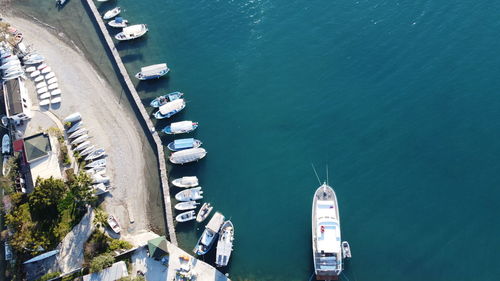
<box><xmin>215</xmin><ymin>220</ymin><xmax>234</xmax><ymax>267</ymax></box>
<box><xmin>176</xmin><ymin>210</ymin><xmax>196</xmax><ymax>223</ymax></box>
<box><xmin>193</xmin><ymin>212</ymin><xmax>225</xmax><ymax>256</ymax></box>
<box><xmin>103</xmin><ymin>7</ymin><xmax>121</xmax><ymax>20</ymax></box>
<box><xmin>153</xmin><ymin>99</ymin><xmax>185</xmax><ymax>119</ymax></box>
<box><xmin>107</xmin><ymin>215</ymin><xmax>121</xmax><ymax>233</ymax></box>
<box><xmin>167</xmin><ymin>138</ymin><xmax>202</xmax><ymax>152</ymax></box>
<box><xmin>175</xmin><ymin>187</ymin><xmax>203</xmax><ymax>202</ymax></box>
<box><xmin>162</xmin><ymin>121</ymin><xmax>198</xmax><ymax>135</ymax></box>
<box><xmin>196</xmin><ymin>202</ymin><xmax>213</xmax><ymax>223</ymax></box>
<box><xmin>175</xmin><ymin>201</ymin><xmax>199</xmax><ymax>211</ymax></box>
<box><xmin>135</xmin><ymin>63</ymin><xmax>169</xmax><ymax>80</ymax></box>
<box><xmin>172</xmin><ymin>176</ymin><xmax>199</xmax><ymax>188</ymax></box>
<box><xmin>312</xmin><ymin>183</ymin><xmax>343</xmax><ymax>280</ymax></box>
<box><xmin>169</xmin><ymin>148</ymin><xmax>207</xmax><ymax>164</ymax></box>
<box><xmin>149</xmin><ymin>92</ymin><xmax>183</xmax><ymax>107</ymax></box>
<box><xmin>108</xmin><ymin>17</ymin><xmax>128</xmax><ymax>28</ymax></box>
<box><xmin>342</xmin><ymin>241</ymin><xmax>352</xmax><ymax>259</ymax></box>
<box><xmin>115</xmin><ymin>24</ymin><xmax>148</xmax><ymax>41</ymax></box>
<box><xmin>2</xmin><ymin>134</ymin><xmax>10</xmax><ymax>155</ymax></box>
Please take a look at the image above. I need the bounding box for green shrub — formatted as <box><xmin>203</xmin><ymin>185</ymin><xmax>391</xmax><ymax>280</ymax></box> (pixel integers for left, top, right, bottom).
<box><xmin>109</xmin><ymin>239</ymin><xmax>133</xmax><ymax>251</ymax></box>
<box><xmin>118</xmin><ymin>277</ymin><xmax>145</xmax><ymax>281</ymax></box>
<box><xmin>37</xmin><ymin>271</ymin><xmax>61</xmax><ymax>281</ymax></box>
<box><xmin>90</xmin><ymin>253</ymin><xmax>115</xmax><ymax>272</ymax></box>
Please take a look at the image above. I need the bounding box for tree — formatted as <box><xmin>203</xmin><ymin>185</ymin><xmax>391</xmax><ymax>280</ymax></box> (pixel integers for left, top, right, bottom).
<box><xmin>93</xmin><ymin>209</ymin><xmax>107</xmax><ymax>229</ymax></box>
<box><xmin>90</xmin><ymin>253</ymin><xmax>115</xmax><ymax>272</ymax></box>
<box><xmin>29</xmin><ymin>177</ymin><xmax>67</xmax><ymax>217</ymax></box>
<box><xmin>38</xmin><ymin>271</ymin><xmax>61</xmax><ymax>281</ymax></box>
<box><xmin>68</xmin><ymin>171</ymin><xmax>94</xmax><ymax>210</ymax></box>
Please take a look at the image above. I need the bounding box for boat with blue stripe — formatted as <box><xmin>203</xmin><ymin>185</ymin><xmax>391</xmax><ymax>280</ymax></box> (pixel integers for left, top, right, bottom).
<box><xmin>153</xmin><ymin>99</ymin><xmax>185</xmax><ymax>119</ymax></box>
<box><xmin>150</xmin><ymin>91</ymin><xmax>184</xmax><ymax>108</ymax></box>
<box><xmin>135</xmin><ymin>63</ymin><xmax>170</xmax><ymax>80</ymax></box>
<box><xmin>167</xmin><ymin>138</ymin><xmax>202</xmax><ymax>152</ymax></box>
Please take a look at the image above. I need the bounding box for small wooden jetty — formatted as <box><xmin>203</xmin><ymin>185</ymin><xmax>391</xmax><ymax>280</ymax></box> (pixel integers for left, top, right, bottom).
<box><xmin>82</xmin><ymin>0</ymin><xmax>177</xmax><ymax>246</ymax></box>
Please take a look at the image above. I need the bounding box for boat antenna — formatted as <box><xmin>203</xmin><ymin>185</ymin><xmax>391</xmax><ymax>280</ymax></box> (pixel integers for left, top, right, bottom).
<box><xmin>326</xmin><ymin>164</ymin><xmax>329</xmax><ymax>186</ymax></box>
<box><xmin>311</xmin><ymin>163</ymin><xmax>322</xmax><ymax>186</ymax></box>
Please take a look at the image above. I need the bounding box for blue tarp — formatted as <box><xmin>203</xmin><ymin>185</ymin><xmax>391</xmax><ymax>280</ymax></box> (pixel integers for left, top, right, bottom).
<box><xmin>115</xmin><ymin>17</ymin><xmax>123</xmax><ymax>23</ymax></box>
<box><xmin>173</xmin><ymin>138</ymin><xmax>194</xmax><ymax>149</ymax></box>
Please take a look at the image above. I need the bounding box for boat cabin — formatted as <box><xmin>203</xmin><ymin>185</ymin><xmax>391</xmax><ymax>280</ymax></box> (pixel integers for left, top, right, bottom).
<box><xmin>172</xmin><ymin>138</ymin><xmax>195</xmax><ymax>150</ymax></box>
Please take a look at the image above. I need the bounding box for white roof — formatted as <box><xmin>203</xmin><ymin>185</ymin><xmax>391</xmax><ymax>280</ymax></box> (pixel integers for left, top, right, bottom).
<box><xmin>159</xmin><ymin>99</ymin><xmax>184</xmax><ymax>115</ymax></box>
<box><xmin>316</xmin><ymin>200</ymin><xmax>341</xmax><ymax>253</ymax></box>
<box><xmin>206</xmin><ymin>212</ymin><xmax>225</xmax><ymax>232</ymax></box>
<box><xmin>140</xmin><ymin>63</ymin><xmax>167</xmax><ymax>76</ymax></box>
<box><xmin>83</xmin><ymin>261</ymin><xmax>128</xmax><ymax>281</ymax></box>
<box><xmin>171</xmin><ymin>121</ymin><xmax>193</xmax><ymax>131</ymax></box>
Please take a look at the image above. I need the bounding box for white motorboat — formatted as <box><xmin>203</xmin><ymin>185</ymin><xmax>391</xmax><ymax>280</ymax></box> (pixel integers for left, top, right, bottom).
<box><xmin>108</xmin><ymin>17</ymin><xmax>128</xmax><ymax>28</ymax></box>
<box><xmin>85</xmin><ymin>159</ymin><xmax>106</xmax><ymax>169</ymax></box>
<box><xmin>80</xmin><ymin>145</ymin><xmax>95</xmax><ymax>157</ymax></box>
<box><xmin>39</xmin><ymin>99</ymin><xmax>50</xmax><ymax>107</ymax></box>
<box><xmin>103</xmin><ymin>7</ymin><xmax>121</xmax><ymax>20</ymax></box>
<box><xmin>342</xmin><ymin>241</ymin><xmax>352</xmax><ymax>259</ymax></box>
<box><xmin>39</xmin><ymin>93</ymin><xmax>51</xmax><ymax>100</ymax></box>
<box><xmin>175</xmin><ymin>187</ymin><xmax>203</xmax><ymax>202</ymax></box>
<box><xmin>135</xmin><ymin>63</ymin><xmax>169</xmax><ymax>80</ymax></box>
<box><xmin>70</xmin><ymin>134</ymin><xmax>89</xmax><ymax>145</ymax></box>
<box><xmin>107</xmin><ymin>215</ymin><xmax>121</xmax><ymax>233</ymax></box>
<box><xmin>153</xmin><ymin>99</ymin><xmax>185</xmax><ymax>119</ymax></box>
<box><xmin>47</xmin><ymin>77</ymin><xmax>58</xmax><ymax>84</ymax></box>
<box><xmin>35</xmin><ymin>81</ymin><xmax>47</xmax><ymax>89</ymax></box>
<box><xmin>45</xmin><ymin>72</ymin><xmax>55</xmax><ymax>79</ymax></box>
<box><xmin>312</xmin><ymin>183</ymin><xmax>343</xmax><ymax>279</ymax></box>
<box><xmin>51</xmin><ymin>89</ymin><xmax>62</xmax><ymax>96</ymax></box>
<box><xmin>196</xmin><ymin>202</ymin><xmax>213</xmax><ymax>223</ymax></box>
<box><xmin>176</xmin><ymin>210</ymin><xmax>196</xmax><ymax>223</ymax></box>
<box><xmin>48</xmin><ymin>83</ymin><xmax>58</xmax><ymax>90</ymax></box>
<box><xmin>85</xmin><ymin>148</ymin><xmax>106</xmax><ymax>161</ymax></box>
<box><xmin>2</xmin><ymin>134</ymin><xmax>10</xmax><ymax>155</ymax></box>
<box><xmin>172</xmin><ymin>176</ymin><xmax>199</xmax><ymax>188</ymax></box>
<box><xmin>74</xmin><ymin>141</ymin><xmax>91</xmax><ymax>151</ymax></box>
<box><xmin>66</xmin><ymin>121</ymin><xmax>83</xmax><ymax>133</ymax></box>
<box><xmin>34</xmin><ymin>75</ymin><xmax>44</xmax><ymax>82</ymax></box>
<box><xmin>215</xmin><ymin>220</ymin><xmax>234</xmax><ymax>267</ymax></box>
<box><xmin>63</xmin><ymin>112</ymin><xmax>81</xmax><ymax>123</ymax></box>
<box><xmin>193</xmin><ymin>212</ymin><xmax>225</xmax><ymax>256</ymax></box>
<box><xmin>115</xmin><ymin>24</ymin><xmax>148</xmax><ymax>41</ymax></box>
<box><xmin>68</xmin><ymin>128</ymin><xmax>87</xmax><ymax>139</ymax></box>
<box><xmin>175</xmin><ymin>201</ymin><xmax>199</xmax><ymax>211</ymax></box>
<box><xmin>169</xmin><ymin>148</ymin><xmax>207</xmax><ymax>164</ymax></box>
<box><xmin>162</xmin><ymin>121</ymin><xmax>198</xmax><ymax>135</ymax></box>
<box><xmin>37</xmin><ymin>87</ymin><xmax>48</xmax><ymax>95</ymax></box>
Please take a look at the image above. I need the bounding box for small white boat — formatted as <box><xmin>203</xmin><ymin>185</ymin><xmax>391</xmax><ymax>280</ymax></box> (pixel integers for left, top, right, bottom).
<box><xmin>153</xmin><ymin>99</ymin><xmax>186</xmax><ymax>119</ymax></box>
<box><xmin>85</xmin><ymin>148</ymin><xmax>106</xmax><ymax>161</ymax></box>
<box><xmin>63</xmin><ymin>112</ymin><xmax>81</xmax><ymax>123</ymax></box>
<box><xmin>193</xmin><ymin>212</ymin><xmax>225</xmax><ymax>256</ymax></box>
<box><xmin>74</xmin><ymin>140</ymin><xmax>91</xmax><ymax>151</ymax></box>
<box><xmin>175</xmin><ymin>201</ymin><xmax>199</xmax><ymax>211</ymax></box>
<box><xmin>107</xmin><ymin>215</ymin><xmax>121</xmax><ymax>233</ymax></box>
<box><xmin>103</xmin><ymin>7</ymin><xmax>121</xmax><ymax>20</ymax></box>
<box><xmin>93</xmin><ymin>173</ymin><xmax>110</xmax><ymax>184</ymax></box>
<box><xmin>51</xmin><ymin>89</ymin><xmax>62</xmax><ymax>96</ymax></box>
<box><xmin>35</xmin><ymin>81</ymin><xmax>47</xmax><ymax>89</ymax></box>
<box><xmin>80</xmin><ymin>145</ymin><xmax>96</xmax><ymax>157</ymax></box>
<box><xmin>115</xmin><ymin>24</ymin><xmax>148</xmax><ymax>41</ymax></box>
<box><xmin>135</xmin><ymin>63</ymin><xmax>169</xmax><ymax>80</ymax></box>
<box><xmin>48</xmin><ymin>83</ymin><xmax>58</xmax><ymax>90</ymax></box>
<box><xmin>51</xmin><ymin>97</ymin><xmax>61</xmax><ymax>104</ymax></box>
<box><xmin>68</xmin><ymin>127</ymin><xmax>88</xmax><ymax>139</ymax></box>
<box><xmin>44</xmin><ymin>72</ymin><xmax>55</xmax><ymax>79</ymax></box>
<box><xmin>34</xmin><ymin>75</ymin><xmax>44</xmax><ymax>82</ymax></box>
<box><xmin>2</xmin><ymin>134</ymin><xmax>10</xmax><ymax>155</ymax></box>
<box><xmin>162</xmin><ymin>121</ymin><xmax>198</xmax><ymax>135</ymax></box>
<box><xmin>29</xmin><ymin>70</ymin><xmax>40</xmax><ymax>78</ymax></box>
<box><xmin>39</xmin><ymin>99</ymin><xmax>50</xmax><ymax>106</ymax></box>
<box><xmin>41</xmin><ymin>66</ymin><xmax>52</xmax><ymax>74</ymax></box>
<box><xmin>47</xmin><ymin>77</ymin><xmax>58</xmax><ymax>84</ymax></box>
<box><xmin>67</xmin><ymin>121</ymin><xmax>83</xmax><ymax>133</ymax></box>
<box><xmin>108</xmin><ymin>17</ymin><xmax>128</xmax><ymax>28</ymax></box>
<box><xmin>0</xmin><ymin>60</ymin><xmax>20</xmax><ymax>70</ymax></box>
<box><xmin>175</xmin><ymin>187</ymin><xmax>203</xmax><ymax>202</ymax></box>
<box><xmin>172</xmin><ymin>176</ymin><xmax>199</xmax><ymax>188</ymax></box>
<box><xmin>36</xmin><ymin>63</ymin><xmax>47</xmax><ymax>70</ymax></box>
<box><xmin>25</xmin><ymin>66</ymin><xmax>36</xmax><ymax>72</ymax></box>
<box><xmin>169</xmin><ymin>148</ymin><xmax>207</xmax><ymax>164</ymax></box>
<box><xmin>39</xmin><ymin>93</ymin><xmax>51</xmax><ymax>100</ymax></box>
<box><xmin>23</xmin><ymin>55</ymin><xmax>44</xmax><ymax>65</ymax></box>
<box><xmin>196</xmin><ymin>202</ymin><xmax>213</xmax><ymax>223</ymax></box>
<box><xmin>2</xmin><ymin>55</ymin><xmax>18</xmax><ymax>63</ymax></box>
<box><xmin>176</xmin><ymin>210</ymin><xmax>196</xmax><ymax>223</ymax></box>
<box><xmin>70</xmin><ymin>134</ymin><xmax>89</xmax><ymax>145</ymax></box>
<box><xmin>342</xmin><ymin>241</ymin><xmax>352</xmax><ymax>259</ymax></box>
<box><xmin>37</xmin><ymin>87</ymin><xmax>48</xmax><ymax>94</ymax></box>
<box><xmin>86</xmin><ymin>159</ymin><xmax>106</xmax><ymax>169</ymax></box>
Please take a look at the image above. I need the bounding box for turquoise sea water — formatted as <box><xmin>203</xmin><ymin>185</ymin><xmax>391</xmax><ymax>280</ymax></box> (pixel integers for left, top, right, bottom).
<box><xmin>12</xmin><ymin>0</ymin><xmax>500</xmax><ymax>280</ymax></box>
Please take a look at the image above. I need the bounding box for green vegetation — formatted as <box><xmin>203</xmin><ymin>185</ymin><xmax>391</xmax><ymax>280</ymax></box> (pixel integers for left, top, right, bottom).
<box><xmin>0</xmin><ymin>155</ymin><xmax>19</xmax><ymax>195</ymax></box>
<box><xmin>84</xmin><ymin>230</ymin><xmax>132</xmax><ymax>263</ymax></box>
<box><xmin>37</xmin><ymin>271</ymin><xmax>61</xmax><ymax>281</ymax></box>
<box><xmin>90</xmin><ymin>253</ymin><xmax>115</xmax><ymax>272</ymax></box>
<box><xmin>118</xmin><ymin>277</ymin><xmax>145</xmax><ymax>281</ymax></box>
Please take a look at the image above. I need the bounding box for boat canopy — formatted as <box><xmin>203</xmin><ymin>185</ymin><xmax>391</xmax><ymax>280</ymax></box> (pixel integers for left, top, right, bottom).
<box><xmin>115</xmin><ymin>17</ymin><xmax>124</xmax><ymax>23</ymax></box>
<box><xmin>206</xmin><ymin>212</ymin><xmax>225</xmax><ymax>232</ymax></box>
<box><xmin>170</xmin><ymin>148</ymin><xmax>206</xmax><ymax>164</ymax></box>
<box><xmin>177</xmin><ymin>176</ymin><xmax>198</xmax><ymax>186</ymax></box>
<box><xmin>171</xmin><ymin>121</ymin><xmax>193</xmax><ymax>131</ymax></box>
<box><xmin>140</xmin><ymin>63</ymin><xmax>167</xmax><ymax>76</ymax></box>
<box><xmin>123</xmin><ymin>24</ymin><xmax>145</xmax><ymax>35</ymax></box>
<box><xmin>173</xmin><ymin>138</ymin><xmax>195</xmax><ymax>149</ymax></box>
<box><xmin>159</xmin><ymin>99</ymin><xmax>184</xmax><ymax>115</ymax></box>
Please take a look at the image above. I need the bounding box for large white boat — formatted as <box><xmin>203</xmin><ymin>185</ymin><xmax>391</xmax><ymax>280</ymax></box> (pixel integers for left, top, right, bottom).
<box><xmin>135</xmin><ymin>63</ymin><xmax>169</xmax><ymax>80</ymax></box>
<box><xmin>172</xmin><ymin>176</ymin><xmax>199</xmax><ymax>188</ymax></box>
<box><xmin>169</xmin><ymin>148</ymin><xmax>207</xmax><ymax>164</ymax></box>
<box><xmin>193</xmin><ymin>212</ymin><xmax>225</xmax><ymax>255</ymax></box>
<box><xmin>175</xmin><ymin>187</ymin><xmax>203</xmax><ymax>202</ymax></box>
<box><xmin>115</xmin><ymin>24</ymin><xmax>148</xmax><ymax>41</ymax></box>
<box><xmin>215</xmin><ymin>220</ymin><xmax>234</xmax><ymax>267</ymax></box>
<box><xmin>312</xmin><ymin>184</ymin><xmax>343</xmax><ymax>280</ymax></box>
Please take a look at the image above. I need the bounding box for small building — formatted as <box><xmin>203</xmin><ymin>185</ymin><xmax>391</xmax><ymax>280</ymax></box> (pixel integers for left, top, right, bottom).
<box><xmin>147</xmin><ymin>236</ymin><xmax>169</xmax><ymax>260</ymax></box>
<box><xmin>82</xmin><ymin>261</ymin><xmax>128</xmax><ymax>281</ymax></box>
<box><xmin>3</xmin><ymin>77</ymin><xmax>32</xmax><ymax>123</ymax></box>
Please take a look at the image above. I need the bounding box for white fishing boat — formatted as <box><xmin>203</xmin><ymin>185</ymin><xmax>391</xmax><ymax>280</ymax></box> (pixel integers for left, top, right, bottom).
<box><xmin>196</xmin><ymin>202</ymin><xmax>213</xmax><ymax>223</ymax></box>
<box><xmin>47</xmin><ymin>77</ymin><xmax>58</xmax><ymax>84</ymax></box>
<box><xmin>153</xmin><ymin>99</ymin><xmax>185</xmax><ymax>119</ymax></box>
<box><xmin>35</xmin><ymin>81</ymin><xmax>47</xmax><ymax>89</ymax></box>
<box><xmin>37</xmin><ymin>87</ymin><xmax>48</xmax><ymax>95</ymax></box>
<box><xmin>85</xmin><ymin>148</ymin><xmax>106</xmax><ymax>161</ymax></box>
<box><xmin>67</xmin><ymin>121</ymin><xmax>83</xmax><ymax>133</ymax></box>
<box><xmin>172</xmin><ymin>176</ymin><xmax>199</xmax><ymax>188</ymax></box>
<box><xmin>312</xmin><ymin>183</ymin><xmax>343</xmax><ymax>280</ymax></box>
<box><xmin>150</xmin><ymin>92</ymin><xmax>184</xmax><ymax>107</ymax></box>
<box><xmin>215</xmin><ymin>220</ymin><xmax>234</xmax><ymax>267</ymax></box>
<box><xmin>74</xmin><ymin>141</ymin><xmax>91</xmax><ymax>151</ymax></box>
<box><xmin>176</xmin><ymin>210</ymin><xmax>196</xmax><ymax>223</ymax></box>
<box><xmin>115</xmin><ymin>24</ymin><xmax>148</xmax><ymax>41</ymax></box>
<box><xmin>34</xmin><ymin>75</ymin><xmax>44</xmax><ymax>82</ymax></box>
<box><xmin>169</xmin><ymin>148</ymin><xmax>207</xmax><ymax>164</ymax></box>
<box><xmin>135</xmin><ymin>63</ymin><xmax>169</xmax><ymax>80</ymax></box>
<box><xmin>85</xmin><ymin>159</ymin><xmax>106</xmax><ymax>169</ymax></box>
<box><xmin>51</xmin><ymin>89</ymin><xmax>62</xmax><ymax>96</ymax></box>
<box><xmin>107</xmin><ymin>215</ymin><xmax>121</xmax><ymax>233</ymax></box>
<box><xmin>39</xmin><ymin>93</ymin><xmax>51</xmax><ymax>100</ymax></box>
<box><xmin>48</xmin><ymin>83</ymin><xmax>58</xmax><ymax>90</ymax></box>
<box><xmin>63</xmin><ymin>112</ymin><xmax>81</xmax><ymax>123</ymax></box>
<box><xmin>342</xmin><ymin>241</ymin><xmax>352</xmax><ymax>259</ymax></box>
<box><xmin>79</xmin><ymin>145</ymin><xmax>95</xmax><ymax>157</ymax></box>
<box><xmin>103</xmin><ymin>7</ymin><xmax>121</xmax><ymax>20</ymax></box>
<box><xmin>45</xmin><ymin>72</ymin><xmax>55</xmax><ymax>79</ymax></box>
<box><xmin>175</xmin><ymin>201</ymin><xmax>199</xmax><ymax>211</ymax></box>
<box><xmin>175</xmin><ymin>187</ymin><xmax>203</xmax><ymax>202</ymax></box>
<box><xmin>108</xmin><ymin>17</ymin><xmax>128</xmax><ymax>28</ymax></box>
<box><xmin>193</xmin><ymin>212</ymin><xmax>225</xmax><ymax>255</ymax></box>
<box><xmin>2</xmin><ymin>134</ymin><xmax>10</xmax><ymax>155</ymax></box>
<box><xmin>51</xmin><ymin>96</ymin><xmax>62</xmax><ymax>104</ymax></box>
<box><xmin>68</xmin><ymin>128</ymin><xmax>87</xmax><ymax>139</ymax></box>
<box><xmin>39</xmin><ymin>99</ymin><xmax>50</xmax><ymax>107</ymax></box>
<box><xmin>162</xmin><ymin>121</ymin><xmax>198</xmax><ymax>134</ymax></box>
<box><xmin>70</xmin><ymin>134</ymin><xmax>89</xmax><ymax>145</ymax></box>
<box><xmin>167</xmin><ymin>138</ymin><xmax>202</xmax><ymax>152</ymax></box>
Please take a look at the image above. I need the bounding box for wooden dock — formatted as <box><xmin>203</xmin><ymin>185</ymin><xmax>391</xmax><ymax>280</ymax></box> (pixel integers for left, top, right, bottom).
<box><xmin>82</xmin><ymin>0</ymin><xmax>177</xmax><ymax>245</ymax></box>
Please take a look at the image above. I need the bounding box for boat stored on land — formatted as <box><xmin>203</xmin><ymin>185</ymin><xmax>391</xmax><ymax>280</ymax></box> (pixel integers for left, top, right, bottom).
<box><xmin>67</xmin><ymin>121</ymin><xmax>83</xmax><ymax>133</ymax></box>
<box><xmin>216</xmin><ymin>220</ymin><xmax>234</xmax><ymax>267</ymax></box>
<box><xmin>172</xmin><ymin>176</ymin><xmax>199</xmax><ymax>188</ymax></box>
<box><xmin>193</xmin><ymin>212</ymin><xmax>225</xmax><ymax>256</ymax></box>
<box><xmin>108</xmin><ymin>17</ymin><xmax>128</xmax><ymax>28</ymax></box>
<box><xmin>74</xmin><ymin>141</ymin><xmax>91</xmax><ymax>152</ymax></box>
<box><xmin>135</xmin><ymin>63</ymin><xmax>169</xmax><ymax>80</ymax></box>
<box><xmin>70</xmin><ymin>134</ymin><xmax>89</xmax><ymax>145</ymax></box>
<box><xmin>103</xmin><ymin>7</ymin><xmax>121</xmax><ymax>20</ymax></box>
<box><xmin>85</xmin><ymin>159</ymin><xmax>106</xmax><ymax>169</ymax></box>
<box><xmin>175</xmin><ymin>187</ymin><xmax>203</xmax><ymax>202</ymax></box>
<box><xmin>175</xmin><ymin>201</ymin><xmax>199</xmax><ymax>211</ymax></box>
<box><xmin>153</xmin><ymin>99</ymin><xmax>185</xmax><ymax>119</ymax></box>
<box><xmin>85</xmin><ymin>149</ymin><xmax>106</xmax><ymax>161</ymax></box>
<box><xmin>196</xmin><ymin>202</ymin><xmax>213</xmax><ymax>223</ymax></box>
<box><xmin>162</xmin><ymin>121</ymin><xmax>198</xmax><ymax>135</ymax></box>
<box><xmin>312</xmin><ymin>183</ymin><xmax>343</xmax><ymax>280</ymax></box>
<box><xmin>68</xmin><ymin>128</ymin><xmax>87</xmax><ymax>139</ymax></box>
<box><xmin>107</xmin><ymin>215</ymin><xmax>121</xmax><ymax>233</ymax></box>
<box><xmin>80</xmin><ymin>145</ymin><xmax>96</xmax><ymax>157</ymax></box>
<box><xmin>176</xmin><ymin>210</ymin><xmax>196</xmax><ymax>223</ymax></box>
<box><xmin>63</xmin><ymin>112</ymin><xmax>81</xmax><ymax>123</ymax></box>
<box><xmin>115</xmin><ymin>24</ymin><xmax>148</xmax><ymax>41</ymax></box>
<box><xmin>169</xmin><ymin>148</ymin><xmax>207</xmax><ymax>164</ymax></box>
<box><xmin>2</xmin><ymin>135</ymin><xmax>10</xmax><ymax>154</ymax></box>
<box><xmin>167</xmin><ymin>138</ymin><xmax>202</xmax><ymax>152</ymax></box>
<box><xmin>150</xmin><ymin>92</ymin><xmax>183</xmax><ymax>107</ymax></box>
